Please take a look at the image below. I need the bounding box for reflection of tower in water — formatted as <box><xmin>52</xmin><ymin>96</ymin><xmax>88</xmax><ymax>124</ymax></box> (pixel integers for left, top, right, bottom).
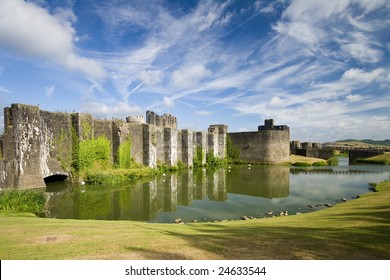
<box><xmin>207</xmin><ymin>169</ymin><xmax>227</xmax><ymax>201</ymax></box>
<box><xmin>227</xmin><ymin>166</ymin><xmax>290</xmax><ymax>198</ymax></box>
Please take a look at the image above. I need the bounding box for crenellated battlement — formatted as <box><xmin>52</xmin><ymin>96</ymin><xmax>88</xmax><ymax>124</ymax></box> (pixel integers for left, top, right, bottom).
<box><xmin>258</xmin><ymin>119</ymin><xmax>289</xmax><ymax>131</ymax></box>
<box><xmin>146</xmin><ymin>111</ymin><xmax>177</xmax><ymax>129</ymax></box>
<box><xmin>126</xmin><ymin>115</ymin><xmax>145</xmax><ymax>124</ymax></box>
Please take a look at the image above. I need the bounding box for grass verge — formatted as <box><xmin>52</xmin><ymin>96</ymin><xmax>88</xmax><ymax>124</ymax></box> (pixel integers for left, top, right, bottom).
<box><xmin>356</xmin><ymin>152</ymin><xmax>390</xmax><ymax>165</ymax></box>
<box><xmin>0</xmin><ymin>180</ymin><xmax>389</xmax><ymax>260</ymax></box>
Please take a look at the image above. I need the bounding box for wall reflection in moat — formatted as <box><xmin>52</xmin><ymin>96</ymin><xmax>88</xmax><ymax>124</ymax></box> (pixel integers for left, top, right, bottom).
<box><xmin>45</xmin><ymin>164</ymin><xmax>389</xmax><ymax>222</ymax></box>
<box><xmin>46</xmin><ymin>166</ymin><xmax>289</xmax><ymax>221</ymax></box>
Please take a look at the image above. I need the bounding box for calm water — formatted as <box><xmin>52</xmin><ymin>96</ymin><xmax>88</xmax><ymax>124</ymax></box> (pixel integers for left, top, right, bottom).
<box><xmin>45</xmin><ymin>159</ymin><xmax>390</xmax><ymax>223</ymax></box>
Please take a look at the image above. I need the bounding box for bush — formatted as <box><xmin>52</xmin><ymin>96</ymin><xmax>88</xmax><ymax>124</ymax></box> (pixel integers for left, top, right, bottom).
<box><xmin>78</xmin><ymin>136</ymin><xmax>111</xmax><ymax>172</ymax></box>
<box><xmin>193</xmin><ymin>147</ymin><xmax>205</xmax><ymax>168</ymax></box>
<box><xmin>117</xmin><ymin>136</ymin><xmax>132</xmax><ymax>169</ymax></box>
<box><xmin>293</xmin><ymin>162</ymin><xmax>312</xmax><ymax>167</ymax></box>
<box><xmin>327</xmin><ymin>156</ymin><xmax>339</xmax><ymax>166</ymax></box>
<box><xmin>226</xmin><ymin>136</ymin><xmax>240</xmax><ymax>163</ymax></box>
<box><xmin>313</xmin><ymin>161</ymin><xmax>328</xmax><ymax>166</ymax></box>
<box><xmin>85</xmin><ymin>167</ymin><xmax>158</xmax><ymax>184</ymax></box>
<box><xmin>0</xmin><ymin>189</ymin><xmax>46</xmax><ymax>214</ymax></box>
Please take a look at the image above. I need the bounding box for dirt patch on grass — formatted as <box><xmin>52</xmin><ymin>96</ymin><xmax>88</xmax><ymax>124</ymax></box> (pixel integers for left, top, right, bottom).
<box><xmin>29</xmin><ymin>234</ymin><xmax>73</xmax><ymax>244</ymax></box>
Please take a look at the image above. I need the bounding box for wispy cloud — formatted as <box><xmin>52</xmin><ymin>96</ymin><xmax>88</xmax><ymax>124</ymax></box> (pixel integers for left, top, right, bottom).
<box><xmin>45</xmin><ymin>85</ymin><xmax>55</xmax><ymax>98</ymax></box>
<box><xmin>2</xmin><ymin>0</ymin><xmax>388</xmax><ymax>141</ymax></box>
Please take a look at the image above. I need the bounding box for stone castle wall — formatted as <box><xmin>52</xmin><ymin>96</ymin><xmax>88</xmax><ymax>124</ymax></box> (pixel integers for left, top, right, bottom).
<box><xmin>0</xmin><ymin>104</ymin><xmax>291</xmax><ymax>189</ymax></box>
<box><xmin>228</xmin><ymin>120</ymin><xmax>290</xmax><ymax>164</ymax></box>
<box><xmin>0</xmin><ymin>104</ymin><xmax>228</xmax><ymax>189</ymax></box>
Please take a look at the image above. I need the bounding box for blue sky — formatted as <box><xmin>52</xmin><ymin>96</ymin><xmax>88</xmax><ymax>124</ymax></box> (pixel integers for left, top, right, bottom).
<box><xmin>0</xmin><ymin>0</ymin><xmax>389</xmax><ymax>142</ymax></box>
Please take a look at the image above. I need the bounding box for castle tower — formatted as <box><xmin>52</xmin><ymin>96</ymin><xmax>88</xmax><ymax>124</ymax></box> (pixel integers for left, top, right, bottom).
<box><xmin>208</xmin><ymin>125</ymin><xmax>228</xmax><ymax>159</ymax></box>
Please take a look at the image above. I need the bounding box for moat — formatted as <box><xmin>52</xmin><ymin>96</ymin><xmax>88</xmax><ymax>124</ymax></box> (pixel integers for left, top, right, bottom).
<box><xmin>44</xmin><ymin>159</ymin><xmax>390</xmax><ymax>223</ymax></box>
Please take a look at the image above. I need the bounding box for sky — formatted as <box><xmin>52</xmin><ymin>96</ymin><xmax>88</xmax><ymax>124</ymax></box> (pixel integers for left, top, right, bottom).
<box><xmin>0</xmin><ymin>0</ymin><xmax>389</xmax><ymax>142</ymax></box>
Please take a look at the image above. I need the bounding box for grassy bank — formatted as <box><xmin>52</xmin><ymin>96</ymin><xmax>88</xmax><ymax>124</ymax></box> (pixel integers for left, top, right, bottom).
<box><xmin>356</xmin><ymin>152</ymin><xmax>390</xmax><ymax>165</ymax></box>
<box><xmin>287</xmin><ymin>155</ymin><xmax>328</xmax><ymax>166</ymax></box>
<box><xmin>0</xmin><ymin>180</ymin><xmax>389</xmax><ymax>260</ymax></box>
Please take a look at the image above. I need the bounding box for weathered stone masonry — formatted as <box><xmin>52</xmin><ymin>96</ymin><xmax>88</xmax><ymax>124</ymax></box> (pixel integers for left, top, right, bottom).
<box><xmin>0</xmin><ymin>104</ymin><xmax>228</xmax><ymax>189</ymax></box>
<box><xmin>228</xmin><ymin>119</ymin><xmax>290</xmax><ymax>164</ymax></box>
<box><xmin>0</xmin><ymin>104</ymin><xmax>291</xmax><ymax>190</ymax></box>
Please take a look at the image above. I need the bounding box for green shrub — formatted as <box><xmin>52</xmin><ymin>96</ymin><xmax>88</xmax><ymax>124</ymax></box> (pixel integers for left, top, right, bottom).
<box><xmin>0</xmin><ymin>189</ymin><xmax>46</xmax><ymax>214</ymax></box>
<box><xmin>206</xmin><ymin>149</ymin><xmax>225</xmax><ymax>168</ymax></box>
<box><xmin>78</xmin><ymin>136</ymin><xmax>112</xmax><ymax>172</ymax></box>
<box><xmin>327</xmin><ymin>156</ymin><xmax>339</xmax><ymax>166</ymax></box>
<box><xmin>226</xmin><ymin>135</ymin><xmax>240</xmax><ymax>163</ymax></box>
<box><xmin>193</xmin><ymin>147</ymin><xmax>205</xmax><ymax>168</ymax></box>
<box><xmin>117</xmin><ymin>136</ymin><xmax>132</xmax><ymax>169</ymax></box>
<box><xmin>293</xmin><ymin>162</ymin><xmax>312</xmax><ymax>167</ymax></box>
<box><xmin>85</xmin><ymin>167</ymin><xmax>158</xmax><ymax>184</ymax></box>
<box><xmin>313</xmin><ymin>161</ymin><xmax>328</xmax><ymax>166</ymax></box>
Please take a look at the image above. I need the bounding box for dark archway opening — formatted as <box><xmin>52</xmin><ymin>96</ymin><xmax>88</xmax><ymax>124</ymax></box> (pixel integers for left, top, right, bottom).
<box><xmin>43</xmin><ymin>173</ymin><xmax>69</xmax><ymax>183</ymax></box>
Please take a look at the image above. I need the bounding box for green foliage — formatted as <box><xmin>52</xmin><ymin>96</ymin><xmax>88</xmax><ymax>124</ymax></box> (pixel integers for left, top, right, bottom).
<box><xmin>81</xmin><ymin>121</ymin><xmax>93</xmax><ymax>140</ymax></box>
<box><xmin>71</xmin><ymin>123</ymin><xmax>81</xmax><ymax>173</ymax></box>
<box><xmin>226</xmin><ymin>135</ymin><xmax>240</xmax><ymax>163</ymax></box>
<box><xmin>85</xmin><ymin>167</ymin><xmax>158</xmax><ymax>184</ymax></box>
<box><xmin>78</xmin><ymin>136</ymin><xmax>111</xmax><ymax>172</ymax></box>
<box><xmin>313</xmin><ymin>161</ymin><xmax>328</xmax><ymax>166</ymax></box>
<box><xmin>193</xmin><ymin>147</ymin><xmax>205</xmax><ymax>168</ymax></box>
<box><xmin>327</xmin><ymin>156</ymin><xmax>339</xmax><ymax>166</ymax></box>
<box><xmin>357</xmin><ymin>159</ymin><xmax>387</xmax><ymax>165</ymax></box>
<box><xmin>157</xmin><ymin>161</ymin><xmax>186</xmax><ymax>173</ymax></box>
<box><xmin>206</xmin><ymin>149</ymin><xmax>225</xmax><ymax>168</ymax></box>
<box><xmin>117</xmin><ymin>136</ymin><xmax>132</xmax><ymax>169</ymax></box>
<box><xmin>0</xmin><ymin>189</ymin><xmax>46</xmax><ymax>215</ymax></box>
<box><xmin>293</xmin><ymin>162</ymin><xmax>312</xmax><ymax>167</ymax></box>
<box><xmin>54</xmin><ymin>128</ymin><xmax>72</xmax><ymax>171</ymax></box>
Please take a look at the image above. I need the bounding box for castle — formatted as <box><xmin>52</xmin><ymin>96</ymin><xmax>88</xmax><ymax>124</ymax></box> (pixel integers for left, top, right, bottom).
<box><xmin>0</xmin><ymin>104</ymin><xmax>290</xmax><ymax>189</ymax></box>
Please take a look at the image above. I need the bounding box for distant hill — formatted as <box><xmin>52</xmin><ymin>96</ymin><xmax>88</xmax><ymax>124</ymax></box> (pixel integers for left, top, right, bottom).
<box><xmin>322</xmin><ymin>139</ymin><xmax>390</xmax><ymax>150</ymax></box>
<box><xmin>336</xmin><ymin>139</ymin><xmax>390</xmax><ymax>146</ymax></box>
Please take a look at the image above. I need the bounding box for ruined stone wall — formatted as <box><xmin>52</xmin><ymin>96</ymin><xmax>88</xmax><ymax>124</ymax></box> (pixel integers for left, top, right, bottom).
<box><xmin>0</xmin><ymin>104</ymin><xmax>293</xmax><ymax>189</ymax></box>
<box><xmin>228</xmin><ymin>120</ymin><xmax>290</xmax><ymax>164</ymax></box>
<box><xmin>208</xmin><ymin>125</ymin><xmax>227</xmax><ymax>158</ymax></box>
<box><xmin>0</xmin><ymin>104</ymin><xmax>73</xmax><ymax>189</ymax></box>
<box><xmin>181</xmin><ymin>130</ymin><xmax>193</xmax><ymax>168</ymax></box>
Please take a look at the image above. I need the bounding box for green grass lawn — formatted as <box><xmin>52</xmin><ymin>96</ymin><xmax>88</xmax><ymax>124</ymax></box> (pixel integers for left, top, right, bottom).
<box><xmin>1</xmin><ymin>180</ymin><xmax>389</xmax><ymax>260</ymax></box>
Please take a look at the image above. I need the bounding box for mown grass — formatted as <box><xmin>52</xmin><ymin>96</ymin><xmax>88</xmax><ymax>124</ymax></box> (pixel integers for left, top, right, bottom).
<box><xmin>288</xmin><ymin>155</ymin><xmax>327</xmax><ymax>166</ymax></box>
<box><xmin>0</xmin><ymin>180</ymin><xmax>389</xmax><ymax>260</ymax></box>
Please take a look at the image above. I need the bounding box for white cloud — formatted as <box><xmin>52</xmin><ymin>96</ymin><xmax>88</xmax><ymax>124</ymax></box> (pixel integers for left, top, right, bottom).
<box><xmin>346</xmin><ymin>94</ymin><xmax>363</xmax><ymax>102</ymax></box>
<box><xmin>195</xmin><ymin>110</ymin><xmax>212</xmax><ymax>116</ymax></box>
<box><xmin>171</xmin><ymin>64</ymin><xmax>211</xmax><ymax>88</ymax></box>
<box><xmin>0</xmin><ymin>0</ymin><xmax>105</xmax><ymax>79</ymax></box>
<box><xmin>83</xmin><ymin>101</ymin><xmax>142</xmax><ymax>116</ymax></box>
<box><xmin>190</xmin><ymin>0</ymin><xmax>233</xmax><ymax>31</ymax></box>
<box><xmin>45</xmin><ymin>85</ymin><xmax>55</xmax><ymax>98</ymax></box>
<box><xmin>139</xmin><ymin>70</ymin><xmax>163</xmax><ymax>86</ymax></box>
<box><xmin>163</xmin><ymin>97</ymin><xmax>175</xmax><ymax>109</ymax></box>
<box><xmin>341</xmin><ymin>42</ymin><xmax>382</xmax><ymax>63</ymax></box>
<box><xmin>270</xmin><ymin>0</ymin><xmax>389</xmax><ymax>64</ymax></box>
<box><xmin>0</xmin><ymin>86</ymin><xmax>12</xmax><ymax>94</ymax></box>
<box><xmin>341</xmin><ymin>68</ymin><xmax>388</xmax><ymax>84</ymax></box>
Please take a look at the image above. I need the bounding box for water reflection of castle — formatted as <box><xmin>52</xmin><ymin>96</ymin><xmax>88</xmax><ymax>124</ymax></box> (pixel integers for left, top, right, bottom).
<box><xmin>47</xmin><ymin>167</ymin><xmax>290</xmax><ymax>221</ymax></box>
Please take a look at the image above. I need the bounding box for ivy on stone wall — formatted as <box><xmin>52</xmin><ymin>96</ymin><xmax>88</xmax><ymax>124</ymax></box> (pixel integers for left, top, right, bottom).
<box><xmin>54</xmin><ymin>127</ymin><xmax>72</xmax><ymax>172</ymax></box>
<box><xmin>193</xmin><ymin>147</ymin><xmax>205</xmax><ymax>168</ymax></box>
<box><xmin>117</xmin><ymin>136</ymin><xmax>132</xmax><ymax>169</ymax></box>
<box><xmin>226</xmin><ymin>135</ymin><xmax>240</xmax><ymax>163</ymax></box>
<box><xmin>206</xmin><ymin>148</ymin><xmax>225</xmax><ymax>168</ymax></box>
<box><xmin>78</xmin><ymin>136</ymin><xmax>111</xmax><ymax>172</ymax></box>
